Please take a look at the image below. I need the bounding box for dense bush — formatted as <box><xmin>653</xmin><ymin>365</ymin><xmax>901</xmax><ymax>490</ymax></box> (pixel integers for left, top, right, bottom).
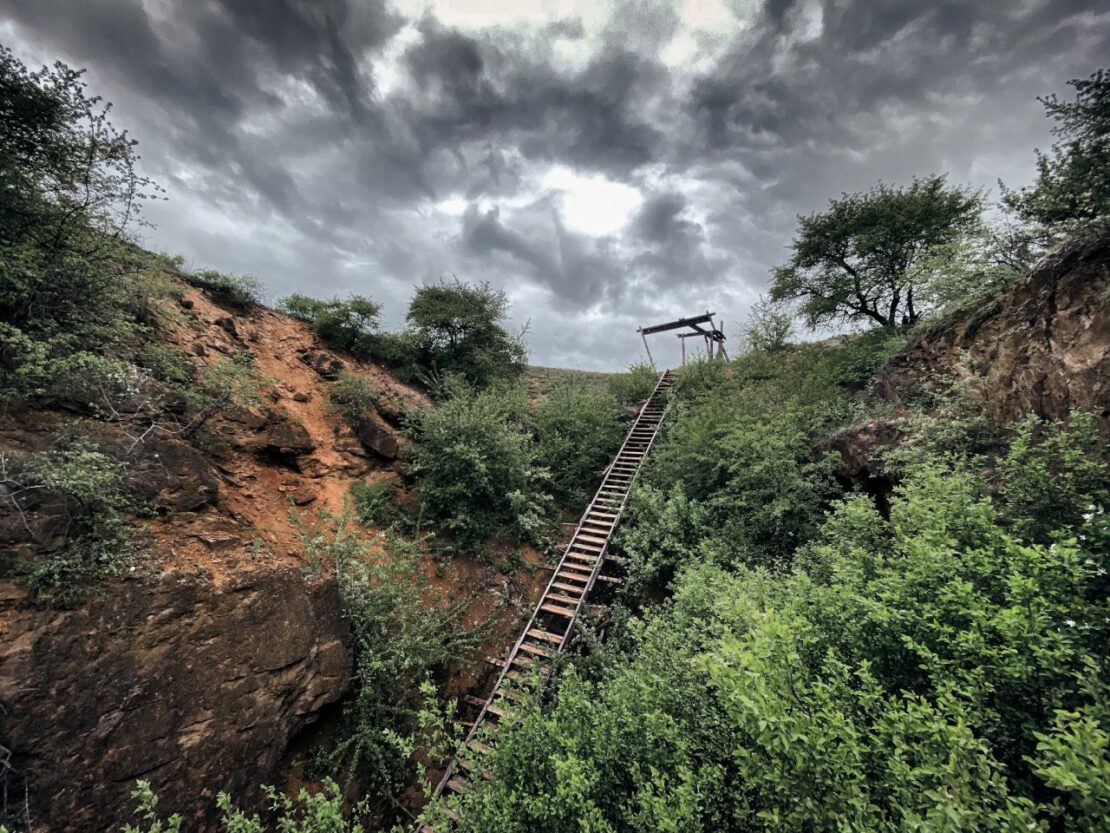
<box><xmin>606</xmin><ymin>362</ymin><xmax>658</xmax><ymax>408</ymax></box>
<box><xmin>635</xmin><ymin>344</ymin><xmax>887</xmax><ymax>575</ymax></box>
<box><xmin>999</xmin><ymin>411</ymin><xmax>1108</xmax><ymax>544</ymax></box>
<box><xmin>423</xmin><ymin>451</ymin><xmax>1110</xmax><ymax>832</ymax></box>
<box><xmin>292</xmin><ymin>510</ymin><xmax>482</xmax><ymax>803</ymax></box>
<box><xmin>276</xmin><ymin>293</ymin><xmax>381</xmax><ymax>354</ymax></box>
<box><xmin>405</xmin><ymin>382</ymin><xmax>551</xmax><ymax>550</ymax></box>
<box><xmin>183</xmin><ymin>269</ymin><xmax>263</xmax><ymax>310</ymax></box>
<box><xmin>534</xmin><ymin>383</ymin><xmax>624</xmax><ymax>507</ymax></box>
<box><xmin>741</xmin><ymin>295</ymin><xmax>794</xmax><ymax>353</ymax></box>
<box><xmin>1004</xmin><ymin>69</ymin><xmax>1110</xmax><ymax>234</ymax></box>
<box><xmin>122</xmin><ymin>778</ymin><xmax>362</xmax><ymax>833</ymax></box>
<box><xmin>325</xmin><ymin>370</ymin><xmax>379</xmax><ymax>425</ymax></box>
<box><xmin>0</xmin><ymin>437</ymin><xmax>144</xmax><ymax>606</ymax></box>
<box><xmin>350</xmin><ymin>478</ymin><xmax>396</xmax><ymax>527</ymax></box>
<box><xmin>0</xmin><ymin>48</ymin><xmax>167</xmax><ymax>403</ymax></box>
<box><xmin>406</xmin><ymin>280</ymin><xmax>527</xmax><ymax>388</ymax></box>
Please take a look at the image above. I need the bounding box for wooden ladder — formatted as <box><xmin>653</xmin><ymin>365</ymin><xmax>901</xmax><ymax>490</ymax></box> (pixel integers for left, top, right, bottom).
<box><xmin>417</xmin><ymin>369</ymin><xmax>677</xmax><ymax>831</ymax></box>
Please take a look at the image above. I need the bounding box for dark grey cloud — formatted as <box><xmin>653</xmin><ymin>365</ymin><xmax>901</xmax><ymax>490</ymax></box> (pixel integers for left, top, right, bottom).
<box><xmin>2</xmin><ymin>0</ymin><xmax>1108</xmax><ymax>369</ymax></box>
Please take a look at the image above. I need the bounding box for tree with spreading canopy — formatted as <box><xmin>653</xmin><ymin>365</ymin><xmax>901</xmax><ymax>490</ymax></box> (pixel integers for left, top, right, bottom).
<box><xmin>1003</xmin><ymin>68</ymin><xmax>1110</xmax><ymax>230</ymax></box>
<box><xmin>770</xmin><ymin>176</ymin><xmax>982</xmax><ymax>330</ymax></box>
<box><xmin>406</xmin><ymin>279</ymin><xmax>527</xmax><ymax>388</ymax></box>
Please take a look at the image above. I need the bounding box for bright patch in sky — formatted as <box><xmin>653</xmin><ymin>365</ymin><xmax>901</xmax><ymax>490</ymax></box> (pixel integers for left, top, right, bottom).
<box><xmin>542</xmin><ymin>166</ymin><xmax>643</xmax><ymax>236</ymax></box>
<box><xmin>436</xmin><ymin>197</ymin><xmax>469</xmax><ymax>216</ymax></box>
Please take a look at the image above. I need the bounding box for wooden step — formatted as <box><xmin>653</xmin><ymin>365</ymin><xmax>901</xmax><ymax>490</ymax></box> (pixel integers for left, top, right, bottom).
<box><xmin>528</xmin><ymin>628</ymin><xmax>563</xmax><ymax>644</ymax></box>
<box><xmin>569</xmin><ymin>540</ymin><xmax>604</xmax><ymax>553</ymax></box>
<box><xmin>458</xmin><ymin>757</ymin><xmax>491</xmax><ymax>779</ymax></box>
<box><xmin>547</xmin><ymin>592</ymin><xmax>581</xmax><ymax>607</ymax></box>
<box><xmin>518</xmin><ymin>641</ymin><xmax>553</xmax><ymax>658</ymax></box>
<box><xmin>552</xmin><ymin>580</ymin><xmax>583</xmax><ymax>593</ymax></box>
<box><xmin>483</xmin><ymin>701</ymin><xmax>509</xmax><ymax>718</ymax></box>
<box><xmin>588</xmin><ymin>510</ymin><xmax>619</xmax><ymax>519</ymax></box>
<box><xmin>541</xmin><ymin>602</ymin><xmax>577</xmax><ymax>618</ymax></box>
<box><xmin>557</xmin><ymin>570</ymin><xmax>590</xmax><ymax>583</ymax></box>
<box><xmin>576</xmin><ymin>533</ymin><xmax>609</xmax><ymax>546</ymax></box>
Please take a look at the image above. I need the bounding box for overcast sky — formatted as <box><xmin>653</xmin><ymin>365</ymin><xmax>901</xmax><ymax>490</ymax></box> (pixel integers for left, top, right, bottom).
<box><xmin>3</xmin><ymin>1</ymin><xmax>1107</xmax><ymax>369</ymax></box>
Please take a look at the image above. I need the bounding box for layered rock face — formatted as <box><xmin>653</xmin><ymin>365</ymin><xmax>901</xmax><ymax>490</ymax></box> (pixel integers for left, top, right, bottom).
<box><xmin>0</xmin><ymin>567</ymin><xmax>351</xmax><ymax>832</ymax></box>
<box><xmin>877</xmin><ymin>230</ymin><xmax>1110</xmax><ymax>430</ymax></box>
<box><xmin>0</xmin><ymin>281</ymin><xmax>430</xmax><ymax>831</ymax></box>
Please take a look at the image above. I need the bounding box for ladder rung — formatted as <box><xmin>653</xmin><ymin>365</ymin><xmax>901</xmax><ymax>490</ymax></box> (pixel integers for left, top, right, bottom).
<box><xmin>547</xmin><ymin>592</ymin><xmax>580</xmax><ymax>607</ymax></box>
<box><xmin>576</xmin><ymin>533</ymin><xmax>608</xmax><ymax>545</ymax></box>
<box><xmin>519</xmin><ymin>641</ymin><xmax>553</xmax><ymax>658</ymax></box>
<box><xmin>528</xmin><ymin>628</ymin><xmax>562</xmax><ymax>644</ymax></box>
<box><xmin>541</xmin><ymin>603</ymin><xmax>576</xmax><ymax>617</ymax></box>
<box><xmin>557</xmin><ymin>567</ymin><xmax>591</xmax><ymax>580</ymax></box>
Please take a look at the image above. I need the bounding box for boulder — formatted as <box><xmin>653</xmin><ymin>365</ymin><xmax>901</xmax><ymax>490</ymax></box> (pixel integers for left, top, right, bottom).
<box><xmin>265</xmin><ymin>420</ymin><xmax>315</xmax><ymax>455</ymax></box>
<box><xmin>355</xmin><ymin>412</ymin><xmax>400</xmax><ymax>460</ymax></box>
<box><xmin>297</xmin><ymin>349</ymin><xmax>345</xmax><ymax>380</ymax></box>
<box><xmin>0</xmin><ymin>567</ymin><xmax>352</xmax><ymax>832</ymax></box>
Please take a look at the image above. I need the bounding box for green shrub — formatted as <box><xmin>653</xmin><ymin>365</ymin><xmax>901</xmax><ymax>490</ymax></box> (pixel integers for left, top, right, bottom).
<box><xmin>276</xmin><ymin>293</ymin><xmax>381</xmax><ymax>354</ymax></box>
<box><xmin>652</xmin><ymin>387</ymin><xmax>840</xmax><ymax>569</ymax></box>
<box><xmin>291</xmin><ymin>510</ymin><xmax>484</xmax><ymax>800</ymax></box>
<box><xmin>615</xmin><ymin>483</ymin><xmax>711</xmax><ymax>593</ymax></box>
<box><xmin>425</xmin><ymin>461</ymin><xmax>1108</xmax><ymax>832</ymax></box>
<box><xmin>406</xmin><ymin>280</ymin><xmax>527</xmax><ymax>389</ymax></box>
<box><xmin>999</xmin><ymin>411</ymin><xmax>1108</xmax><ymax>543</ymax></box>
<box><xmin>180</xmin><ymin>352</ymin><xmax>269</xmax><ymax>437</ymax></box>
<box><xmin>350</xmin><ymin>479</ymin><xmax>395</xmax><ymax>527</ymax></box>
<box><xmin>0</xmin><ymin>437</ymin><xmax>143</xmax><ymax>606</ymax></box>
<box><xmin>123</xmin><ymin>778</ymin><xmax>362</xmax><ymax>833</ymax></box>
<box><xmin>607</xmin><ymin>362</ymin><xmax>658</xmax><ymax>408</ymax></box>
<box><xmin>183</xmin><ymin>269</ymin><xmax>263</xmax><ymax>309</ymax></box>
<box><xmin>363</xmin><ymin>329</ymin><xmax>424</xmax><ymax>382</ymax></box>
<box><xmin>0</xmin><ymin>49</ymin><xmax>166</xmax><ymax>405</ymax></box>
<box><xmin>326</xmin><ymin>370</ymin><xmax>379</xmax><ymax>425</ymax></box>
<box><xmin>274</xmin><ymin>292</ymin><xmax>325</xmax><ymax>323</ymax></box>
<box><xmin>406</xmin><ymin>382</ymin><xmax>550</xmax><ymax>550</ymax></box>
<box><xmin>741</xmin><ymin>295</ymin><xmax>794</xmax><ymax>353</ymax></box>
<box><xmin>1029</xmin><ymin>664</ymin><xmax>1110</xmax><ymax>833</ymax></box>
<box><xmin>534</xmin><ymin>383</ymin><xmax>624</xmax><ymax>506</ymax></box>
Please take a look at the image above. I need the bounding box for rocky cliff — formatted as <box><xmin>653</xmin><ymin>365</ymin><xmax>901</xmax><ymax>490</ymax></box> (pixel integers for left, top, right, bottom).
<box><xmin>0</xmin><ymin>281</ymin><xmax>428</xmax><ymax>831</ymax></box>
<box><xmin>877</xmin><ymin>229</ymin><xmax>1109</xmax><ymax>430</ymax></box>
<box><xmin>822</xmin><ymin>230</ymin><xmax>1108</xmax><ymax>499</ymax></box>
<box><xmin>0</xmin><ymin>567</ymin><xmax>348</xmax><ymax>831</ymax></box>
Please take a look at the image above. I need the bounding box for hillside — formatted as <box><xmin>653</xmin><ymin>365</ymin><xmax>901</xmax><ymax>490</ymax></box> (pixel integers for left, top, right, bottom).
<box><xmin>0</xmin><ymin>274</ymin><xmax>554</xmax><ymax>832</ymax></box>
<box><xmin>1</xmin><ymin>42</ymin><xmax>1108</xmax><ymax>833</ymax></box>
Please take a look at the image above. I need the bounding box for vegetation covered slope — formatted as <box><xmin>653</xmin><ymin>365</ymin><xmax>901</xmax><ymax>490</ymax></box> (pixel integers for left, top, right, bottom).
<box><xmin>3</xmin><ymin>38</ymin><xmax>1109</xmax><ymax>833</ymax></box>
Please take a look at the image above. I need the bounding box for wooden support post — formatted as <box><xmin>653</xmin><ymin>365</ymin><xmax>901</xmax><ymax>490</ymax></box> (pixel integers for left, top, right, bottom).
<box><xmin>639</xmin><ymin>330</ymin><xmax>655</xmax><ymax>369</ymax></box>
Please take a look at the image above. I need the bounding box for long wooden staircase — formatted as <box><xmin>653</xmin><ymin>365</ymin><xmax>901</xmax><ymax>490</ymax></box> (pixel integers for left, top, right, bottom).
<box><xmin>418</xmin><ymin>369</ymin><xmax>677</xmax><ymax>830</ymax></box>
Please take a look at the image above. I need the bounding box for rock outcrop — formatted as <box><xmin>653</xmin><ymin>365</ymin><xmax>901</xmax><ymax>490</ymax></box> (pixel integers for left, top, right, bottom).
<box><xmin>0</xmin><ymin>567</ymin><xmax>351</xmax><ymax>832</ymax></box>
<box><xmin>0</xmin><ymin>279</ymin><xmax>435</xmax><ymax>832</ymax></box>
<box><xmin>877</xmin><ymin>229</ymin><xmax>1110</xmax><ymax>431</ymax></box>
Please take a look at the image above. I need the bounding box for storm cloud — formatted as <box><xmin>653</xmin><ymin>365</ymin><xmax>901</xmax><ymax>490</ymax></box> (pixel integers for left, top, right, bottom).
<box><xmin>2</xmin><ymin>0</ymin><xmax>1107</xmax><ymax>368</ymax></box>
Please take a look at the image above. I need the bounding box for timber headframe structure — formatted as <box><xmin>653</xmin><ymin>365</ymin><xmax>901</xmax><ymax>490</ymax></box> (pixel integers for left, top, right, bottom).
<box><xmin>637</xmin><ymin>311</ymin><xmax>728</xmax><ymax>367</ymax></box>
